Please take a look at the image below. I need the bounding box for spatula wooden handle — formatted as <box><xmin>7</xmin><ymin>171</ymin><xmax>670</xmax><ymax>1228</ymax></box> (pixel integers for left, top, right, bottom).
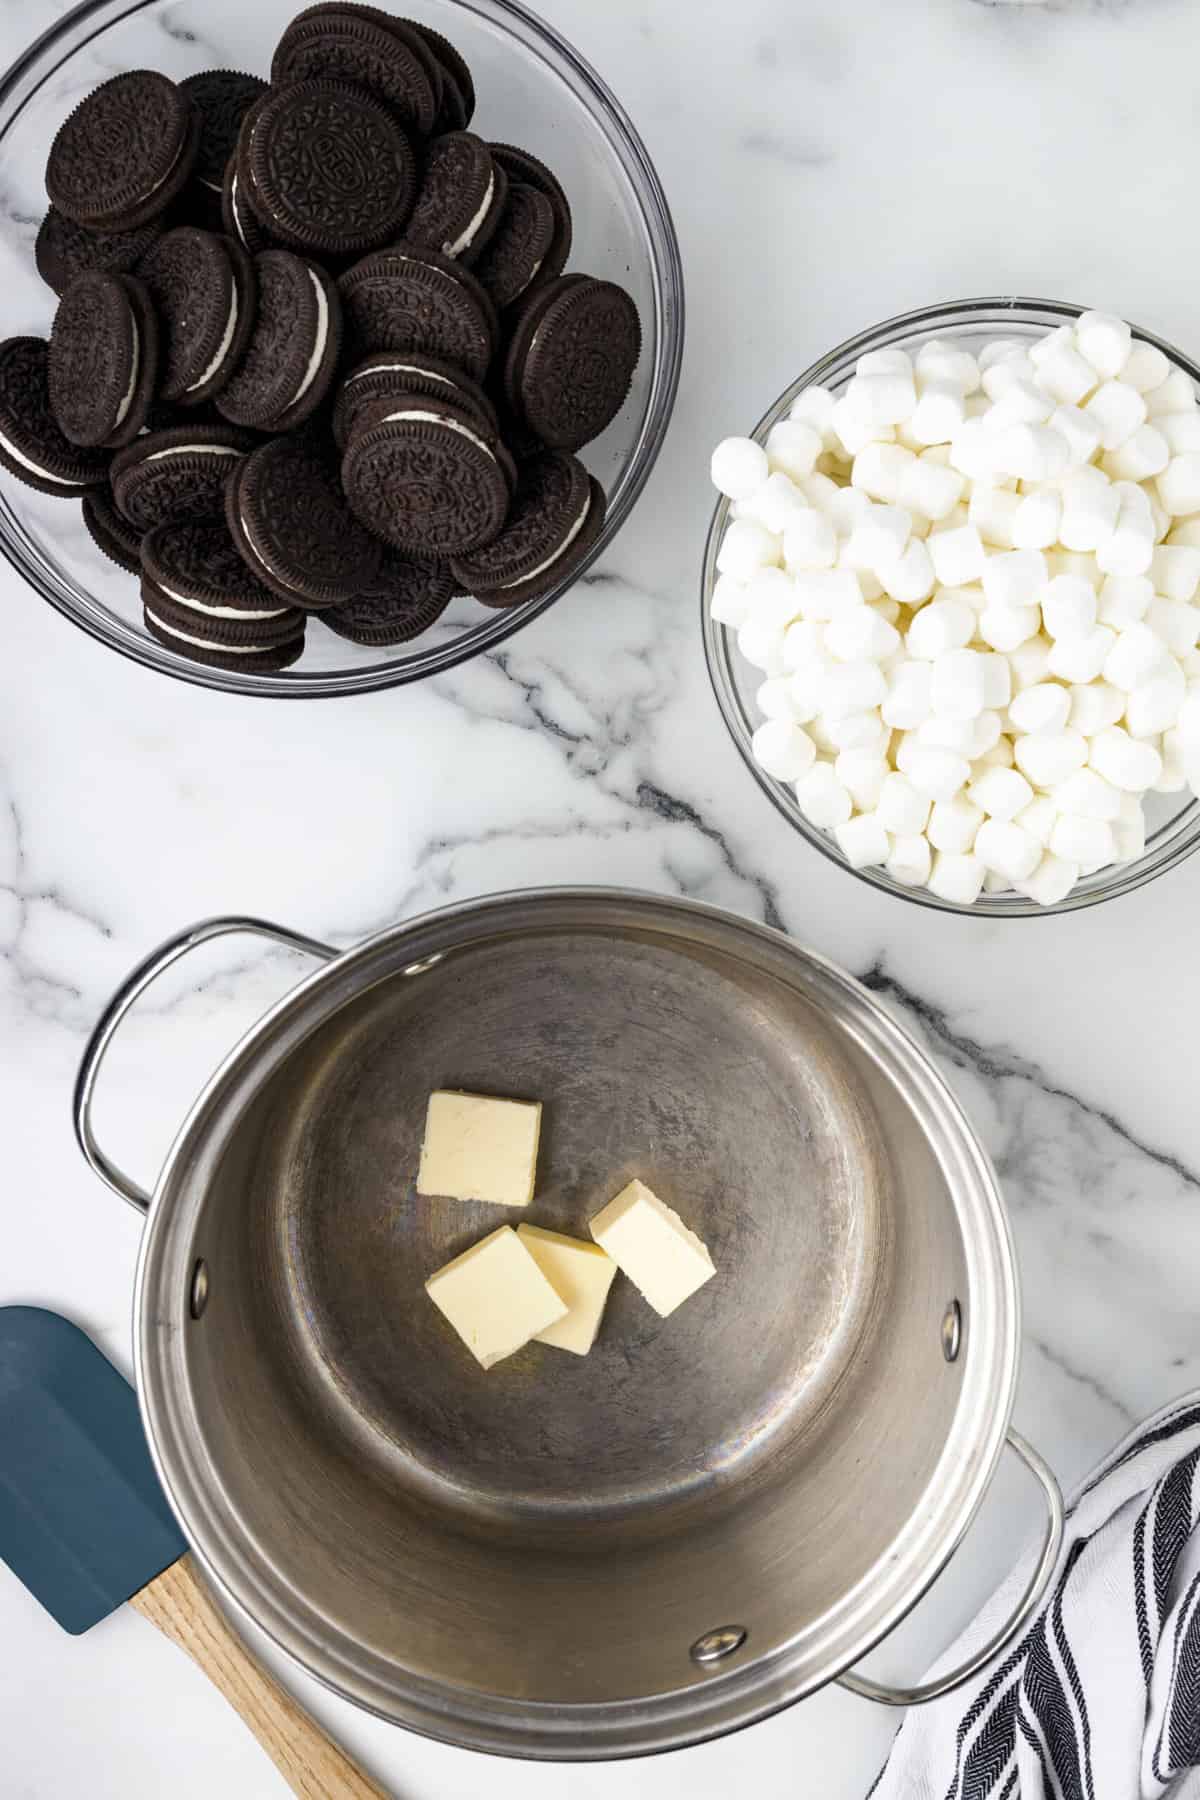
<box><xmin>130</xmin><ymin>1554</ymin><xmax>391</xmax><ymax>1799</ymax></box>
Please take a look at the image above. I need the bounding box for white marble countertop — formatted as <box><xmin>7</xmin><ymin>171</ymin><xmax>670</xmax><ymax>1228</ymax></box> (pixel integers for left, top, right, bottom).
<box><xmin>4</xmin><ymin>0</ymin><xmax>1200</xmax><ymax>1794</ymax></box>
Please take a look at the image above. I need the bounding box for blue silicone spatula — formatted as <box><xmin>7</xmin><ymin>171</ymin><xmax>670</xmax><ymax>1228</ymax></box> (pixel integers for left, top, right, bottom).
<box><xmin>0</xmin><ymin>1306</ymin><xmax>389</xmax><ymax>1798</ymax></box>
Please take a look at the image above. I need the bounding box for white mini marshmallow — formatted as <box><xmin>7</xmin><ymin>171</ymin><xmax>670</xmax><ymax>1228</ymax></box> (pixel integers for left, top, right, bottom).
<box><xmin>793</xmin><ymin>762</ymin><xmax>852</xmax><ymax>827</ymax></box>
<box><xmin>1009</xmin><ymin>682</ymin><xmax>1071</xmax><ymax>735</ymax></box>
<box><xmin>1007</xmin><ymin>636</ymin><xmax>1053</xmax><ymax>689</ymax></box>
<box><xmin>1017</xmin><ymin>795</ymin><xmax>1059</xmax><ymax>846</ymax></box>
<box><xmin>844</xmin><ymin>503</ymin><xmax>912</xmax><ymax>572</ymax></box>
<box><xmin>979</xmin><ymin>605</ymin><xmax>1041</xmax><ymax>653</ymax></box>
<box><xmin>1049</xmin><ymin>813</ymin><xmax>1114</xmax><ymax>869</ymax></box>
<box><xmin>1083</xmin><ymin>380</ymin><xmax>1147</xmax><ymax>451</ymax></box>
<box><xmin>824</xmin><ymin>605</ymin><xmax>902</xmax><ymax>664</ymax></box>
<box><xmin>987</xmin><ymin>377</ymin><xmax>1054</xmax><ymax>428</ymax></box>
<box><xmin>1053</xmin><ymin>767</ymin><xmax>1121</xmax><ymax>820</ymax></box>
<box><xmin>1174</xmin><ymin>689</ymin><xmax>1200</xmax><ymax>748</ymax></box>
<box><xmin>886</xmin><ymin>833</ymin><xmax>933</xmax><ymax>886</ymax></box>
<box><xmin>1041</xmin><ymin>575</ymin><xmax>1097</xmax><ymax>639</ymax></box>
<box><xmin>1157</xmin><ymin>412</ymin><xmax>1200</xmax><ymax>454</ymax></box>
<box><xmin>711</xmin><ymin>572</ymin><xmax>753</xmax><ymax>627</ymax></box>
<box><xmin>874</xmin><ymin>771</ymin><xmax>930</xmax><ymax>836</ymax></box>
<box><xmin>928</xmin><ymin>523</ymin><xmax>987</xmax><ymax>588</ymax></box>
<box><xmin>949</xmin><ymin>418</ymin><xmax>1003</xmax><ymax>482</ymax></box>
<box><xmin>822</xmin><ymin>659</ymin><xmax>889</xmax><ymax>716</ymax></box>
<box><xmin>1169</xmin><ymin>523</ymin><xmax>1200</xmax><ymax>553</ymax></box>
<box><xmin>1102</xmin><ymin>424</ymin><xmax>1169</xmax><ymax>481</ymax></box>
<box><xmin>927</xmin><ymin>851</ymin><xmax>986</xmax><ymax>905</ymax></box>
<box><xmin>737</xmin><ymin>616</ymin><xmax>786</xmax><ymax>674</ymax></box>
<box><xmin>1047</xmin><ymin>627</ymin><xmax>1116</xmax><ymax>684</ymax></box>
<box><xmin>900</xmin><ymin>456</ymin><xmax>965</xmax><ymax>522</ymax></box>
<box><xmin>712</xmin><ymin>437</ymin><xmax>769</xmax><ymax>500</ymax></box>
<box><xmin>978</xmin><ymin>339</ymin><xmax>1027</xmax><ymax>371</ymax></box>
<box><xmin>1146</xmin><ymin>598</ymin><xmax>1199</xmax><ymax>658</ymax></box>
<box><xmin>981</xmin><ymin>654</ymin><xmax>1012</xmax><ymax>710</ymax></box>
<box><xmin>927</xmin><ymin>793</ymin><xmax>983</xmax><ymax>851</ymax></box>
<box><xmin>1014</xmin><ymin>729</ymin><xmax>1088</xmax><ymax>788</ymax></box>
<box><xmin>982</xmin><ymin>353</ymin><xmax>1036</xmax><ymax>400</ymax></box>
<box><xmin>857</xmin><ymin>349</ymin><xmax>913</xmax><ymax>378</ymax></box>
<box><xmin>1095</xmin><ymin>485</ymin><xmax>1155</xmax><ymax>576</ymax></box>
<box><xmin>917</xmin><ymin>341</ymin><xmax>981</xmax><ymax>391</ymax></box>
<box><xmin>1075</xmin><ymin>312</ymin><xmax>1132</xmax><ymax>381</ymax></box>
<box><xmin>1103</xmin><ymin>622</ymin><xmax>1168</xmax><ymax>690</ymax></box>
<box><xmin>755</xmin><ymin>677</ymin><xmax>795</xmax><ymax>720</ymax></box>
<box><xmin>910</xmin><ymin>381</ymin><xmax>967</xmax><ymax>446</ymax></box>
<box><xmin>823</xmin><ymin>709</ymin><xmax>888</xmax><ymax>751</ymax></box>
<box><xmin>752</xmin><ymin>719</ymin><xmax>816</xmax><ymax>780</ymax></box>
<box><xmin>918</xmin><ymin>714</ymin><xmax>986</xmax><ymax>755</ymax></box>
<box><xmin>1153</xmin><ymin>545</ymin><xmax>1200</xmax><ymax>602</ymax></box>
<box><xmin>740</xmin><ymin>566</ymin><xmax>801</xmax><ymax>630</ymax></box>
<box><xmin>993</xmin><ymin>423</ymin><xmax>1069</xmax><ymax>483</ymax></box>
<box><xmin>793</xmin><ymin>568</ymin><xmax>863</xmax><ymax>620</ymax></box>
<box><xmin>878</xmin><ymin>539</ymin><xmax>936</xmax><ymax>606</ymax></box>
<box><xmin>834</xmin><ymin>813</ymin><xmax>892</xmax><ymax>869</ymax></box>
<box><xmin>781</xmin><ymin>618</ymin><xmax>828</xmax><ymax>672</ymax></box>
<box><xmin>1144</xmin><ymin>370</ymin><xmax>1197</xmax><ymax>417</ymax></box>
<box><xmin>1068</xmin><ymin>680</ymin><xmax>1125</xmax><ymax>736</ymax></box>
<box><xmin>717</xmin><ymin>518</ymin><xmax>782</xmax><ymax>577</ymax></box>
<box><xmin>1089</xmin><ymin>725</ymin><xmax>1163</xmax><ymax>790</ymax></box>
<box><xmin>967</xmin><ymin>763</ymin><xmax>1035</xmax><ymax>821</ymax></box>
<box><xmin>852</xmin><ymin>442</ymin><xmax>916</xmax><ymax>504</ymax></box>
<box><xmin>1112</xmin><ymin>794</ymin><xmax>1147</xmax><ymax>859</ymax></box>
<box><xmin>969</xmin><ymin>484</ymin><xmax>1021</xmax><ymax>549</ymax></box>
<box><xmin>738</xmin><ymin>471</ymin><xmax>809</xmax><ymax>536</ymax></box>
<box><xmin>931</xmin><ymin>648</ymin><xmax>987</xmax><ymax>720</ymax></box>
<box><xmin>1157</xmin><ymin>454</ymin><xmax>1200</xmax><ymax>517</ymax></box>
<box><xmin>1018</xmin><ymin>851</ymin><xmax>1080</xmax><ymax>907</ymax></box>
<box><xmin>788</xmin><ymin>385</ymin><xmax>837</xmax><ymax>440</ymax></box>
<box><xmin>1049</xmin><ymin>404</ymin><xmax>1103</xmax><ymax>469</ymax></box>
<box><xmin>1012</xmin><ymin>489</ymin><xmax>1062</xmax><ymax>552</ymax></box>
<box><xmin>882</xmin><ymin>659</ymin><xmax>934</xmax><ymax>729</ymax></box>
<box><xmin>1125</xmin><ymin>661</ymin><xmax>1185</xmax><ymax>737</ymax></box>
<box><xmin>835</xmin><ymin>747</ymin><xmax>890</xmax><ymax>810</ymax></box>
<box><xmin>799</xmin><ymin>471</ymin><xmax>842</xmax><ymax>512</ymax></box>
<box><xmin>1097</xmin><ymin>574</ymin><xmax>1153</xmax><ymax>629</ymax></box>
<box><xmin>974</xmin><ymin>818</ymin><xmax>1041</xmax><ymax>883</ymax></box>
<box><xmin>830</xmin><ymin>396</ymin><xmax>895</xmax><ymax>457</ymax></box>
<box><xmin>975</xmin><ymin>736</ymin><xmax>1016</xmax><ymax>770</ymax></box>
<box><xmin>783</xmin><ymin>510</ymin><xmax>838</xmax><ymax>571</ymax></box>
<box><xmin>904</xmin><ymin>745</ymin><xmax>973</xmax><ymax>801</ymax></box>
<box><xmin>765</xmin><ymin>420</ymin><xmax>821</xmax><ymax>480</ymax></box>
<box><xmin>1059</xmin><ymin>469</ymin><xmax>1120</xmax><ymax>552</ymax></box>
<box><xmin>1121</xmin><ymin>343</ymin><xmax>1171</xmax><ymax>393</ymax></box>
<box><xmin>907</xmin><ymin>595</ymin><xmax>976</xmax><ymax>658</ymax></box>
<box><xmin>1034</xmin><ymin>335</ymin><xmax>1099</xmax><ymax>406</ymax></box>
<box><xmin>847</xmin><ymin>369</ymin><xmax>917</xmax><ymax>428</ymax></box>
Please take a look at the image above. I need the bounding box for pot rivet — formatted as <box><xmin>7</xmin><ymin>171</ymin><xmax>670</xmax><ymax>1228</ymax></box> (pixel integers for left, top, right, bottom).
<box><xmin>402</xmin><ymin>953</ymin><xmax>444</xmax><ymax>977</ymax></box>
<box><xmin>942</xmin><ymin>1299</ymin><xmax>962</xmax><ymax>1363</ymax></box>
<box><xmin>189</xmin><ymin>1259</ymin><xmax>209</xmax><ymax>1320</ymax></box>
<box><xmin>690</xmin><ymin>1625</ymin><xmax>747</xmax><ymax>1665</ymax></box>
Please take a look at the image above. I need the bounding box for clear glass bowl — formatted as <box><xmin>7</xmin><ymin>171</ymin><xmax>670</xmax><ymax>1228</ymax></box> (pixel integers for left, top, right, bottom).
<box><xmin>0</xmin><ymin>0</ymin><xmax>683</xmax><ymax>697</ymax></box>
<box><xmin>702</xmin><ymin>297</ymin><xmax>1200</xmax><ymax>918</ymax></box>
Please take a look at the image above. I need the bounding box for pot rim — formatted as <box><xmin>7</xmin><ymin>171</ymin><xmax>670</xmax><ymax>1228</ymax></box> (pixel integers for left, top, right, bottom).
<box><xmin>131</xmin><ymin>886</ymin><xmax>1019</xmax><ymax>1759</ymax></box>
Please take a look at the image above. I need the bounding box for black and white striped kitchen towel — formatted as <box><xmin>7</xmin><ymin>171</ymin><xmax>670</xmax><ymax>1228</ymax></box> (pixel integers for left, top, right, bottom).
<box><xmin>872</xmin><ymin>1393</ymin><xmax>1200</xmax><ymax>1800</ymax></box>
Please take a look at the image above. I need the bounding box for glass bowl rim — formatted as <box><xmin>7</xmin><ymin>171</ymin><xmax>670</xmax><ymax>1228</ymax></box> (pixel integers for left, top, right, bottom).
<box><xmin>0</xmin><ymin>0</ymin><xmax>685</xmax><ymax>699</ymax></box>
<box><xmin>701</xmin><ymin>294</ymin><xmax>1200</xmax><ymax>920</ymax></box>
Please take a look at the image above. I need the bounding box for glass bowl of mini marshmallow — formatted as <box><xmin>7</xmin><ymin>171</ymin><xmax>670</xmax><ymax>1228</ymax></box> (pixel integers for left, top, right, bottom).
<box><xmin>702</xmin><ymin>296</ymin><xmax>1200</xmax><ymax>916</ymax></box>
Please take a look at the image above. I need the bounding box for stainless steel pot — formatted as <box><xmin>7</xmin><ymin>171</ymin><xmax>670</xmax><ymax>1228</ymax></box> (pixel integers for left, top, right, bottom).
<box><xmin>74</xmin><ymin>890</ymin><xmax>1063</xmax><ymax>1760</ymax></box>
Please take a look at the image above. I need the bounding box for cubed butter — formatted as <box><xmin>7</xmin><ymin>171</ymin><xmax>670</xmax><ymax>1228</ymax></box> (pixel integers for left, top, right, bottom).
<box><xmin>424</xmin><ymin>1225</ymin><xmax>566</xmax><ymax>1369</ymax></box>
<box><xmin>417</xmin><ymin>1090</ymin><xmax>542</xmax><ymax>1206</ymax></box>
<box><xmin>588</xmin><ymin>1180</ymin><xmax>716</xmax><ymax>1318</ymax></box>
<box><xmin>516</xmin><ymin>1224</ymin><xmax>618</xmax><ymax>1356</ymax></box>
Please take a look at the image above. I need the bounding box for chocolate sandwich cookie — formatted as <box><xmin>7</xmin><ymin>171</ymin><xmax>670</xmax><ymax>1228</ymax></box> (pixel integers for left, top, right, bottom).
<box><xmin>332</xmin><ymin>350</ymin><xmax>498</xmax><ymax>452</ymax></box>
<box><xmin>412</xmin><ymin>22</ymin><xmax>475</xmax><ymax>131</ymax></box>
<box><xmin>143</xmin><ymin>605</ymin><xmax>304</xmax><ymax>672</ymax></box>
<box><xmin>35</xmin><ymin>208</ymin><xmax>162</xmax><ymax>297</ymax></box>
<box><xmin>216</xmin><ymin>251</ymin><xmax>341</xmax><ymax>434</ymax></box>
<box><xmin>137</xmin><ymin>228</ymin><xmax>256</xmax><ymax>406</ymax></box>
<box><xmin>338</xmin><ymin>244</ymin><xmax>497</xmax><ymax>380</ymax></box>
<box><xmin>407</xmin><ymin>133</ymin><xmax>506</xmax><ymax>267</ymax></box>
<box><xmin>221</xmin><ymin>155</ymin><xmax>270</xmax><ymax>256</ymax></box>
<box><xmin>271</xmin><ymin>7</ymin><xmax>440</xmax><ymax>139</ymax></box>
<box><xmin>489</xmin><ymin>144</ymin><xmax>572</xmax><ymax>284</ymax></box>
<box><xmin>46</xmin><ymin>70</ymin><xmax>200</xmax><ymax>231</ymax></box>
<box><xmin>0</xmin><ymin>337</ymin><xmax>109</xmax><ymax>496</ymax></box>
<box><xmin>111</xmin><ymin>422</ymin><xmax>252</xmax><ymax>530</ymax></box>
<box><xmin>48</xmin><ymin>272</ymin><xmax>158</xmax><ymax>449</ymax></box>
<box><xmin>504</xmin><ymin>273</ymin><xmax>641</xmax><ymax>451</ymax></box>
<box><xmin>474</xmin><ymin>183</ymin><xmax>557</xmax><ymax>311</ymax></box>
<box><xmin>239</xmin><ymin>80</ymin><xmax>416</xmax><ymax>261</ymax></box>
<box><xmin>322</xmin><ymin>549</ymin><xmax>452</xmax><ymax>644</ymax></box>
<box><xmin>141</xmin><ymin>516</ymin><xmax>305</xmax><ymax>669</ymax></box>
<box><xmin>180</xmin><ymin>71</ymin><xmax>267</xmax><ymax>199</ymax></box>
<box><xmin>342</xmin><ymin>392</ymin><xmax>513</xmax><ymax>556</ymax></box>
<box><xmin>227</xmin><ymin>434</ymin><xmax>382</xmax><ymax>608</ymax></box>
<box><xmin>82</xmin><ymin>488</ymin><xmax>144</xmax><ymax>573</ymax></box>
<box><xmin>450</xmin><ymin>451</ymin><xmax>606</xmax><ymax>607</ymax></box>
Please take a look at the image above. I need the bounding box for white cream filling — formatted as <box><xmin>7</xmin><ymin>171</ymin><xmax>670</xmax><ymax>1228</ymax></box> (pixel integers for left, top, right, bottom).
<box><xmin>346</xmin><ymin>362</ymin><xmax>457</xmax><ymax>389</ymax></box>
<box><xmin>381</xmin><ymin>408</ymin><xmax>497</xmax><ymax>464</ymax></box>
<box><xmin>146</xmin><ymin>609</ymin><xmax>276</xmax><ymax>653</ymax></box>
<box><xmin>145</xmin><ymin>445</ymin><xmax>243</xmax><ymax>461</ymax></box>
<box><xmin>498</xmin><ymin>492</ymin><xmax>592</xmax><ymax>587</ymax></box>
<box><xmin>230</xmin><ymin>173</ymin><xmax>251</xmax><ymax>248</ymax></box>
<box><xmin>0</xmin><ymin>425</ymin><xmax>79</xmax><ymax>485</ymax></box>
<box><xmin>445</xmin><ymin>170</ymin><xmax>495</xmax><ymax>257</ymax></box>
<box><xmin>113</xmin><ymin>320</ymin><xmax>140</xmax><ymax>427</ymax></box>
<box><xmin>157</xmin><ymin>579</ymin><xmax>286</xmax><ymax>621</ymax></box>
<box><xmin>284</xmin><ymin>271</ymin><xmax>329</xmax><ymax>411</ymax></box>
<box><xmin>187</xmin><ymin>286</ymin><xmax>238</xmax><ymax>393</ymax></box>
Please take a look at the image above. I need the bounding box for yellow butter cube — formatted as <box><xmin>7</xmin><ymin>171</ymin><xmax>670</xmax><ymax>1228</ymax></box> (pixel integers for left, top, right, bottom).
<box><xmin>417</xmin><ymin>1090</ymin><xmax>542</xmax><ymax>1207</ymax></box>
<box><xmin>516</xmin><ymin>1224</ymin><xmax>618</xmax><ymax>1356</ymax></box>
<box><xmin>589</xmin><ymin>1179</ymin><xmax>715</xmax><ymax>1318</ymax></box>
<box><xmin>425</xmin><ymin>1225</ymin><xmax>567</xmax><ymax>1369</ymax></box>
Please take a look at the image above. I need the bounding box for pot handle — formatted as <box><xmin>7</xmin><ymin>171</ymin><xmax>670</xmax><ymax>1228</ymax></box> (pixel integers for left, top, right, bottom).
<box><xmin>836</xmin><ymin>1428</ymin><xmax>1065</xmax><ymax>1707</ymax></box>
<box><xmin>73</xmin><ymin>915</ymin><xmax>336</xmax><ymax>1216</ymax></box>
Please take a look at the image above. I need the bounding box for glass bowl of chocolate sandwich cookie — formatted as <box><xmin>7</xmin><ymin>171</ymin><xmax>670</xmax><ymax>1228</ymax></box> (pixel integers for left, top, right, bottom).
<box><xmin>0</xmin><ymin>0</ymin><xmax>683</xmax><ymax>696</ymax></box>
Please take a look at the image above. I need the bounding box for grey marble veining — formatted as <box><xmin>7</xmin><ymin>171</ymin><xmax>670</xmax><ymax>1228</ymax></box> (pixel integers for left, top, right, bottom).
<box><xmin>3</xmin><ymin>0</ymin><xmax>1200</xmax><ymax>1795</ymax></box>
